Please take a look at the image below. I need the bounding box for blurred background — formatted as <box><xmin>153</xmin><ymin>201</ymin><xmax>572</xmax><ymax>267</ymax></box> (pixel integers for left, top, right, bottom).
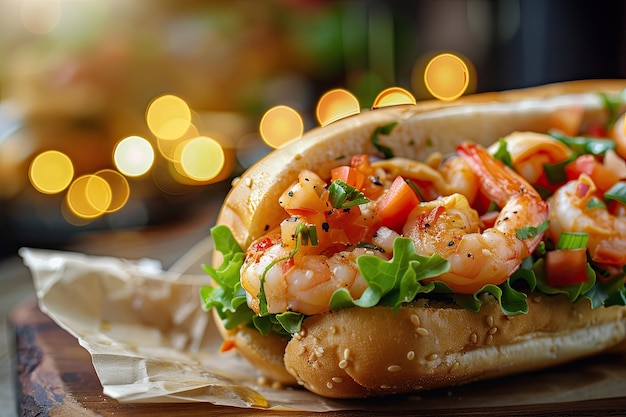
<box><xmin>1</xmin><ymin>0</ymin><xmax>625</xmax><ymax>260</ymax></box>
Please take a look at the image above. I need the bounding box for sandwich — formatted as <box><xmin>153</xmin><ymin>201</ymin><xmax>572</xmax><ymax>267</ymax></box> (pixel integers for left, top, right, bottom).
<box><xmin>201</xmin><ymin>80</ymin><xmax>626</xmax><ymax>398</ymax></box>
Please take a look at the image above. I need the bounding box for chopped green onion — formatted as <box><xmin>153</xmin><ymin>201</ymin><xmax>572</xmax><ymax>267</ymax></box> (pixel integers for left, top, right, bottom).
<box><xmin>371</xmin><ymin>122</ymin><xmax>397</xmax><ymax>158</ymax></box>
<box><xmin>328</xmin><ymin>179</ymin><xmax>370</xmax><ymax>208</ymax></box>
<box><xmin>604</xmin><ymin>181</ymin><xmax>626</xmax><ymax>204</ymax></box>
<box><xmin>492</xmin><ymin>138</ymin><xmax>514</xmax><ymax>168</ymax></box>
<box><xmin>556</xmin><ymin>232</ymin><xmax>589</xmax><ymax>250</ymax></box>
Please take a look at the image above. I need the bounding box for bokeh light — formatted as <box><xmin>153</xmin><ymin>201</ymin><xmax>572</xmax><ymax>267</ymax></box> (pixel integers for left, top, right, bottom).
<box><xmin>20</xmin><ymin>0</ymin><xmax>62</xmax><ymax>34</ymax></box>
<box><xmin>157</xmin><ymin>123</ymin><xmax>200</xmax><ymax>161</ymax></box>
<box><xmin>423</xmin><ymin>53</ymin><xmax>470</xmax><ymax>101</ymax></box>
<box><xmin>259</xmin><ymin>105</ymin><xmax>303</xmax><ymax>149</ymax></box>
<box><xmin>65</xmin><ymin>174</ymin><xmax>111</xmax><ymax>219</ymax></box>
<box><xmin>94</xmin><ymin>169</ymin><xmax>130</xmax><ymax>213</ymax></box>
<box><xmin>113</xmin><ymin>136</ymin><xmax>155</xmax><ymax>177</ymax></box>
<box><xmin>29</xmin><ymin>150</ymin><xmax>74</xmax><ymax>194</ymax></box>
<box><xmin>146</xmin><ymin>95</ymin><xmax>192</xmax><ymax>140</ymax></box>
<box><xmin>316</xmin><ymin>89</ymin><xmax>360</xmax><ymax>126</ymax></box>
<box><xmin>176</xmin><ymin>136</ymin><xmax>225</xmax><ymax>181</ymax></box>
<box><xmin>372</xmin><ymin>87</ymin><xmax>416</xmax><ymax>109</ymax></box>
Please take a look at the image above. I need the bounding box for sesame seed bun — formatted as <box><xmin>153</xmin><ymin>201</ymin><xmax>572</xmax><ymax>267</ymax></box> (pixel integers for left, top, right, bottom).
<box><xmin>212</xmin><ymin>79</ymin><xmax>626</xmax><ymax>397</ymax></box>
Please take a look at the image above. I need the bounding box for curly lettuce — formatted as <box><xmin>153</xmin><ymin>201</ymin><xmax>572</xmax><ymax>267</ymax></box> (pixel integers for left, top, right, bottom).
<box><xmin>201</xmin><ymin>223</ymin><xmax>626</xmax><ymax>338</ymax></box>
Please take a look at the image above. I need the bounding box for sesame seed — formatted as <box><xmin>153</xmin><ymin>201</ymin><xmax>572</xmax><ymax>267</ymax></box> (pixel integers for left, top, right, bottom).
<box><xmin>299</xmin><ymin>328</ymin><xmax>307</xmax><ymax>338</ymax></box>
<box><xmin>470</xmin><ymin>333</ymin><xmax>478</xmax><ymax>344</ymax></box>
<box><xmin>327</xmin><ymin>382</ymin><xmax>333</xmax><ymax>389</ymax></box>
<box><xmin>410</xmin><ymin>314</ymin><xmax>421</xmax><ymax>327</ymax></box>
<box><xmin>388</xmin><ymin>365</ymin><xmax>402</xmax><ymax>372</ymax></box>
<box><xmin>244</xmin><ymin>177</ymin><xmax>252</xmax><ymax>187</ymax></box>
<box><xmin>380</xmin><ymin>385</ymin><xmax>392</xmax><ymax>389</ymax></box>
<box><xmin>407</xmin><ymin>351</ymin><xmax>415</xmax><ymax>361</ymax></box>
<box><xmin>294</xmin><ymin>153</ymin><xmax>302</xmax><ymax>160</ymax></box>
<box><xmin>343</xmin><ymin>348</ymin><xmax>351</xmax><ymax>361</ymax></box>
<box><xmin>488</xmin><ymin>327</ymin><xmax>498</xmax><ymax>335</ymax></box>
<box><xmin>332</xmin><ymin>377</ymin><xmax>343</xmax><ymax>383</ymax></box>
<box><xmin>330</xmin><ymin>325</ymin><xmax>337</xmax><ymax>335</ymax></box>
<box><xmin>533</xmin><ymin>295</ymin><xmax>543</xmax><ymax>303</ymax></box>
<box><xmin>486</xmin><ymin>316</ymin><xmax>494</xmax><ymax>328</ymax></box>
<box><xmin>426</xmin><ymin>353</ymin><xmax>439</xmax><ymax>361</ymax></box>
<box><xmin>416</xmin><ymin>327</ymin><xmax>429</xmax><ymax>337</ymax></box>
<box><xmin>257</xmin><ymin>376</ymin><xmax>269</xmax><ymax>386</ymax></box>
<box><xmin>338</xmin><ymin>360</ymin><xmax>348</xmax><ymax>369</ymax></box>
<box><xmin>486</xmin><ymin>334</ymin><xmax>494</xmax><ymax>345</ymax></box>
<box><xmin>315</xmin><ymin>347</ymin><xmax>325</xmax><ymax>357</ymax></box>
<box><xmin>271</xmin><ymin>381</ymin><xmax>283</xmax><ymax>390</ymax></box>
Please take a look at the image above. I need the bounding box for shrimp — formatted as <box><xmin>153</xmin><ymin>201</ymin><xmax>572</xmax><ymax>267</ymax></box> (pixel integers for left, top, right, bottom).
<box><xmin>547</xmin><ymin>174</ymin><xmax>626</xmax><ymax>266</ymax></box>
<box><xmin>403</xmin><ymin>142</ymin><xmax>549</xmax><ymax>294</ymax></box>
<box><xmin>489</xmin><ymin>132</ymin><xmax>572</xmax><ymax>186</ymax></box>
<box><xmin>241</xmin><ymin>234</ymin><xmax>385</xmax><ymax>315</ymax></box>
<box><xmin>371</xmin><ymin>153</ymin><xmax>479</xmax><ymax>203</ymax></box>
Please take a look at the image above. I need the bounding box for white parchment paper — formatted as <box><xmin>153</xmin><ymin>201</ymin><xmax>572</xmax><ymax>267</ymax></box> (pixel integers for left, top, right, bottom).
<box><xmin>19</xmin><ymin>239</ymin><xmax>626</xmax><ymax>412</ymax></box>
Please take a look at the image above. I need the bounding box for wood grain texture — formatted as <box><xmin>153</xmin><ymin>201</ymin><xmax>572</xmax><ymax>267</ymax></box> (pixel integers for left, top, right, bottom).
<box><xmin>11</xmin><ymin>298</ymin><xmax>626</xmax><ymax>417</ymax></box>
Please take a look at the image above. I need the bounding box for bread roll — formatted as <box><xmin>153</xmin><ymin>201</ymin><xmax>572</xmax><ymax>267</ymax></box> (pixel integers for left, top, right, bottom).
<box><xmin>212</xmin><ymin>79</ymin><xmax>626</xmax><ymax>397</ymax></box>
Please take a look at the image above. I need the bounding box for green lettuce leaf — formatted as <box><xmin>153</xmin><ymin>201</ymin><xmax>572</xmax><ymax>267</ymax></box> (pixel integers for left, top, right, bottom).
<box><xmin>329</xmin><ymin>238</ymin><xmax>450</xmax><ymax>310</ymax></box>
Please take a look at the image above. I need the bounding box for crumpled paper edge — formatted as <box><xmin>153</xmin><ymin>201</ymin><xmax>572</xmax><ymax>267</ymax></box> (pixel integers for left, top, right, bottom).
<box><xmin>19</xmin><ymin>242</ymin><xmax>626</xmax><ymax>413</ymax></box>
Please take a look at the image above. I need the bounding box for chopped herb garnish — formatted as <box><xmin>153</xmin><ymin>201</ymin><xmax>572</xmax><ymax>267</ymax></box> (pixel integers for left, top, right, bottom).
<box><xmin>405</xmin><ymin>178</ymin><xmax>425</xmax><ymax>201</ymax></box>
<box><xmin>492</xmin><ymin>138</ymin><xmax>514</xmax><ymax>168</ymax></box>
<box><xmin>599</xmin><ymin>91</ymin><xmax>626</xmax><ymax>129</ymax></box>
<box><xmin>543</xmin><ymin>155</ymin><xmax>576</xmax><ymax>185</ymax></box>
<box><xmin>371</xmin><ymin>122</ymin><xmax>397</xmax><ymax>158</ymax></box>
<box><xmin>586</xmin><ymin>196</ymin><xmax>607</xmax><ymax>210</ymax></box>
<box><xmin>604</xmin><ymin>181</ymin><xmax>626</xmax><ymax>204</ymax></box>
<box><xmin>549</xmin><ymin>131</ymin><xmax>615</xmax><ymax>156</ymax></box>
<box><xmin>328</xmin><ymin>179</ymin><xmax>370</xmax><ymax>208</ymax></box>
<box><xmin>516</xmin><ymin>220</ymin><xmax>549</xmax><ymax>240</ymax></box>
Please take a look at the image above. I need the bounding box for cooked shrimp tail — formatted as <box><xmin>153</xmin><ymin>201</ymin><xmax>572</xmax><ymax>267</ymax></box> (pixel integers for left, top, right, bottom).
<box><xmin>457</xmin><ymin>141</ymin><xmax>549</xmax><ymax>254</ymax></box>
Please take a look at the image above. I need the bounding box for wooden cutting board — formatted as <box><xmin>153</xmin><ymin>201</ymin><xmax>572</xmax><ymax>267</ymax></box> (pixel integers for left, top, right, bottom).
<box><xmin>12</xmin><ymin>298</ymin><xmax>626</xmax><ymax>417</ymax></box>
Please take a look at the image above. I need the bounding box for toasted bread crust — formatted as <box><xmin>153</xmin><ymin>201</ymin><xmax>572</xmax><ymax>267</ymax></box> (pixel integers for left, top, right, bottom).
<box><xmin>284</xmin><ymin>296</ymin><xmax>626</xmax><ymax>398</ymax></box>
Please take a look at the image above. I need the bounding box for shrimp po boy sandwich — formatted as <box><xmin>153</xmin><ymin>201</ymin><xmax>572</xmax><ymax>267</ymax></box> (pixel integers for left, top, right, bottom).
<box><xmin>201</xmin><ymin>80</ymin><xmax>626</xmax><ymax>399</ymax></box>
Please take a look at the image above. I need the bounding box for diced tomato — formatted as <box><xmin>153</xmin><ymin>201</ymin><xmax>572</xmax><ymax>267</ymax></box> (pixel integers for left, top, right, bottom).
<box><xmin>330</xmin><ymin>166</ymin><xmax>365</xmax><ymax>190</ymax></box>
<box><xmin>565</xmin><ymin>154</ymin><xmax>620</xmax><ymax>193</ymax></box>
<box><xmin>586</xmin><ymin>124</ymin><xmax>608</xmax><ymax>138</ymax></box>
<box><xmin>350</xmin><ymin>154</ymin><xmax>372</xmax><ymax>172</ymax></box>
<box><xmin>325</xmin><ymin>206</ymin><xmax>362</xmax><ymax>229</ymax></box>
<box><xmin>375</xmin><ymin>176</ymin><xmax>421</xmax><ymax>233</ymax></box>
<box><xmin>545</xmin><ymin>248</ymin><xmax>589</xmax><ymax>287</ymax></box>
<box><xmin>351</xmin><ymin>154</ymin><xmax>386</xmax><ymax>199</ymax></box>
